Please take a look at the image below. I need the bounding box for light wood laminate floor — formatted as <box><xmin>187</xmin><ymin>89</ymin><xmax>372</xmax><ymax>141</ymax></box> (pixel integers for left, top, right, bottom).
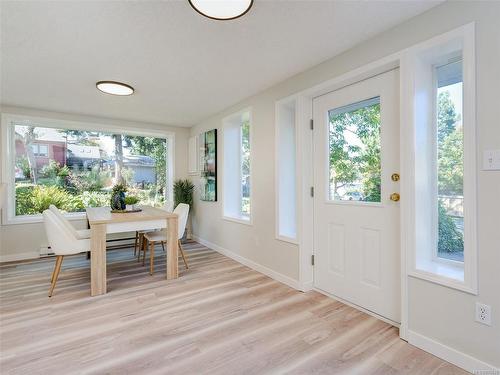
<box><xmin>0</xmin><ymin>241</ymin><xmax>468</xmax><ymax>375</ymax></box>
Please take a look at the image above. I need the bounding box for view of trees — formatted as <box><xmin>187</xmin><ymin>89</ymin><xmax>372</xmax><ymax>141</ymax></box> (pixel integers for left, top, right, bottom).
<box><xmin>14</xmin><ymin>125</ymin><xmax>168</xmax><ymax>216</ymax></box>
<box><xmin>328</xmin><ymin>89</ymin><xmax>464</xmax><ymax>258</ymax></box>
<box><xmin>328</xmin><ymin>100</ymin><xmax>381</xmax><ymax>202</ymax></box>
<box><xmin>436</xmin><ymin>90</ymin><xmax>464</xmax><ymax>257</ymax></box>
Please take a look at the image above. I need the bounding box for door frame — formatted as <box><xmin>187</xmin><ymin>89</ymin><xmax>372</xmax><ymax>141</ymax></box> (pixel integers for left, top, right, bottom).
<box><xmin>294</xmin><ymin>51</ymin><xmax>410</xmax><ymax>340</ymax></box>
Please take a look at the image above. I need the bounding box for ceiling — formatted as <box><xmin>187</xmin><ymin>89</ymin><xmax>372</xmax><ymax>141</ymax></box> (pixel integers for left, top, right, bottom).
<box><xmin>1</xmin><ymin>1</ymin><xmax>442</xmax><ymax>127</ymax></box>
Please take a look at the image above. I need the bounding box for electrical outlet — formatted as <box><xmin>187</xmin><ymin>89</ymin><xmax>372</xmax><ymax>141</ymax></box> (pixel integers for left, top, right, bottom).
<box><xmin>475</xmin><ymin>302</ymin><xmax>492</xmax><ymax>326</ymax></box>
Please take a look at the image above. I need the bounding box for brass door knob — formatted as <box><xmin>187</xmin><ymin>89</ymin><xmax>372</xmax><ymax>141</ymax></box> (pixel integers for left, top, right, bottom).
<box><xmin>390</xmin><ymin>193</ymin><xmax>400</xmax><ymax>202</ymax></box>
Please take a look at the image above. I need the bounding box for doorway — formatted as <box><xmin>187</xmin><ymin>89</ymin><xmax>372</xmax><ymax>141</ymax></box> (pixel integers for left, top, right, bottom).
<box><xmin>312</xmin><ymin>69</ymin><xmax>401</xmax><ymax>324</ymax></box>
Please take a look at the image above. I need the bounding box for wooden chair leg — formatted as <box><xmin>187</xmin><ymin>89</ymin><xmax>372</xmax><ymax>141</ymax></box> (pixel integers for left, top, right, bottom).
<box><xmin>161</xmin><ymin>241</ymin><xmax>165</xmax><ymax>252</ymax></box>
<box><xmin>179</xmin><ymin>240</ymin><xmax>189</xmax><ymax>269</ymax></box>
<box><xmin>142</xmin><ymin>236</ymin><xmax>147</xmax><ymax>266</ymax></box>
<box><xmin>134</xmin><ymin>231</ymin><xmax>139</xmax><ymax>256</ymax></box>
<box><xmin>48</xmin><ymin>255</ymin><xmax>63</xmax><ymax>297</ymax></box>
<box><xmin>138</xmin><ymin>233</ymin><xmax>145</xmax><ymax>262</ymax></box>
<box><xmin>150</xmin><ymin>241</ymin><xmax>155</xmax><ymax>275</ymax></box>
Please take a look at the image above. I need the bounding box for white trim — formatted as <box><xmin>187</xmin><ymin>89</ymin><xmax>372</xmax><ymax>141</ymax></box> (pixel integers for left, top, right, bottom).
<box><xmin>275</xmin><ymin>94</ymin><xmax>299</xmax><ymax>243</ymax></box>
<box><xmin>402</xmin><ymin>23</ymin><xmax>477</xmax><ymax>294</ymax></box>
<box><xmin>222</xmin><ymin>215</ymin><xmax>253</xmax><ymax>226</ymax></box>
<box><xmin>323</xmin><ymin>200</ymin><xmax>384</xmax><ymax>208</ymax></box>
<box><xmin>1</xmin><ymin>112</ymin><xmax>175</xmax><ymax>225</ymax></box>
<box><xmin>409</xmin><ymin>269</ymin><xmax>477</xmax><ymax>295</ymax></box>
<box><xmin>193</xmin><ymin>235</ymin><xmax>303</xmax><ymax>291</ymax></box>
<box><xmin>408</xmin><ymin>330</ymin><xmax>499</xmax><ymax>374</ymax></box>
<box><xmin>0</xmin><ymin>251</ymin><xmax>40</xmax><ymax>263</ymax></box>
<box><xmin>187</xmin><ymin>135</ymin><xmax>199</xmax><ymax>175</ymax></box>
<box><xmin>221</xmin><ymin>107</ymin><xmax>253</xmax><ymax>223</ymax></box>
<box><xmin>296</xmin><ymin>94</ymin><xmax>315</xmax><ymax>296</ymax></box>
<box><xmin>276</xmin><ymin>235</ymin><xmax>299</xmax><ymax>245</ymax></box>
<box><xmin>5</xmin><ymin>212</ymin><xmax>88</xmax><ymax>226</ymax></box>
<box><xmin>399</xmin><ymin>50</ymin><xmax>412</xmax><ymax>341</ymax></box>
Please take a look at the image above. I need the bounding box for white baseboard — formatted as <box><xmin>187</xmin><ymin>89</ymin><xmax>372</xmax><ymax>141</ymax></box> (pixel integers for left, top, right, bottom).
<box><xmin>192</xmin><ymin>235</ymin><xmax>303</xmax><ymax>291</ymax></box>
<box><xmin>301</xmin><ymin>281</ymin><xmax>314</xmax><ymax>292</ymax></box>
<box><xmin>0</xmin><ymin>251</ymin><xmax>39</xmax><ymax>263</ymax></box>
<box><xmin>408</xmin><ymin>330</ymin><xmax>499</xmax><ymax>374</ymax></box>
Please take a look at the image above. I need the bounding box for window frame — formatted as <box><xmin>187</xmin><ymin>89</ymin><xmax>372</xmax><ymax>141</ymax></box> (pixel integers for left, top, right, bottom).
<box><xmin>1</xmin><ymin>113</ymin><xmax>175</xmax><ymax>225</ymax></box>
<box><xmin>222</xmin><ymin>108</ymin><xmax>253</xmax><ymax>225</ymax></box>
<box><xmin>326</xmin><ymin>96</ymin><xmax>383</xmax><ymax>205</ymax></box>
<box><xmin>32</xmin><ymin>143</ymin><xmax>49</xmax><ymax>157</ymax></box>
<box><xmin>275</xmin><ymin>96</ymin><xmax>299</xmax><ymax>244</ymax></box>
<box><xmin>403</xmin><ymin>23</ymin><xmax>477</xmax><ymax>294</ymax></box>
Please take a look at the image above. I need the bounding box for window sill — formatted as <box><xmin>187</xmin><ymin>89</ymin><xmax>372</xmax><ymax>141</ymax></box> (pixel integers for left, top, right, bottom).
<box><xmin>222</xmin><ymin>215</ymin><xmax>253</xmax><ymax>226</ymax></box>
<box><xmin>276</xmin><ymin>234</ymin><xmax>298</xmax><ymax>245</ymax></box>
<box><xmin>409</xmin><ymin>259</ymin><xmax>477</xmax><ymax>295</ymax></box>
<box><xmin>3</xmin><ymin>212</ymin><xmax>88</xmax><ymax>226</ymax></box>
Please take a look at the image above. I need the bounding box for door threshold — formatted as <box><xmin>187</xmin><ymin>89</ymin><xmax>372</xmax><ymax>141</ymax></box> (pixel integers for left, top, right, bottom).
<box><xmin>313</xmin><ymin>287</ymin><xmax>401</xmax><ymax>329</ymax></box>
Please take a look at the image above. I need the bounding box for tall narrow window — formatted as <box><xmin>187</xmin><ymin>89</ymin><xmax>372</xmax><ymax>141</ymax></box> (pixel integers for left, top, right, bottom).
<box><xmin>409</xmin><ymin>24</ymin><xmax>476</xmax><ymax>293</ymax></box>
<box><xmin>276</xmin><ymin>98</ymin><xmax>297</xmax><ymax>242</ymax></box>
<box><xmin>223</xmin><ymin>110</ymin><xmax>251</xmax><ymax>223</ymax></box>
<box><xmin>241</xmin><ymin>119</ymin><xmax>251</xmax><ymax>217</ymax></box>
<box><xmin>436</xmin><ymin>59</ymin><xmax>464</xmax><ymax>262</ymax></box>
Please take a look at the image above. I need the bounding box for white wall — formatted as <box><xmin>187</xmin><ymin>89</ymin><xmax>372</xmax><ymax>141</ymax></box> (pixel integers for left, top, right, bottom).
<box><xmin>0</xmin><ymin>105</ymin><xmax>190</xmax><ymax>261</ymax></box>
<box><xmin>190</xmin><ymin>1</ymin><xmax>499</xmax><ymax>368</ymax></box>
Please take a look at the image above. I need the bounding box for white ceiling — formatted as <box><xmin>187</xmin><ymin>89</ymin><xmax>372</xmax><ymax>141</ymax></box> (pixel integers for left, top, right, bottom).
<box><xmin>1</xmin><ymin>0</ymin><xmax>442</xmax><ymax>127</ymax></box>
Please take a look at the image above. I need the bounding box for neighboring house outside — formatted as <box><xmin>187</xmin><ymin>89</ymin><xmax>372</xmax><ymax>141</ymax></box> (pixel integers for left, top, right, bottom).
<box><xmin>15</xmin><ymin>138</ymin><xmax>66</xmax><ymax>170</ymax></box>
<box><xmin>66</xmin><ymin>144</ymin><xmax>101</xmax><ymax>169</ymax></box>
<box><xmin>103</xmin><ymin>155</ymin><xmax>156</xmax><ymax>185</ymax></box>
<box><xmin>15</xmin><ymin>130</ymin><xmax>156</xmax><ymax>185</ymax></box>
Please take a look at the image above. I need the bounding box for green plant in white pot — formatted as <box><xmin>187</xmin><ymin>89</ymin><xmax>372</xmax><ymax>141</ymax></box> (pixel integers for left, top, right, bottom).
<box><xmin>124</xmin><ymin>195</ymin><xmax>139</xmax><ymax>211</ymax></box>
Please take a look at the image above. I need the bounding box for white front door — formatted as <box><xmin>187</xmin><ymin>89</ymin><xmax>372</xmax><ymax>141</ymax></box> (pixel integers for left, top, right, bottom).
<box><xmin>313</xmin><ymin>69</ymin><xmax>401</xmax><ymax>324</ymax></box>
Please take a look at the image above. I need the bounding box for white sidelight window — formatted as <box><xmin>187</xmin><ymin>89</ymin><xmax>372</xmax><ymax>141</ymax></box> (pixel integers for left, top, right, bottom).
<box><xmin>275</xmin><ymin>97</ymin><xmax>298</xmax><ymax>242</ymax></box>
<box><xmin>435</xmin><ymin>59</ymin><xmax>464</xmax><ymax>263</ymax></box>
<box><xmin>405</xmin><ymin>24</ymin><xmax>477</xmax><ymax>293</ymax></box>
<box><xmin>223</xmin><ymin>109</ymin><xmax>252</xmax><ymax>224</ymax></box>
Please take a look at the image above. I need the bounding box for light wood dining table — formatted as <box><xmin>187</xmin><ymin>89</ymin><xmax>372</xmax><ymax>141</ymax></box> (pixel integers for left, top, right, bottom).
<box><xmin>86</xmin><ymin>205</ymin><xmax>179</xmax><ymax>296</ymax></box>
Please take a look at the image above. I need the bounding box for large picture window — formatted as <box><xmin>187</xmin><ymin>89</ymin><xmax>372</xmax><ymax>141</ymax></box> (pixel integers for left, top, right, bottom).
<box><xmin>4</xmin><ymin>117</ymin><xmax>172</xmax><ymax>220</ymax></box>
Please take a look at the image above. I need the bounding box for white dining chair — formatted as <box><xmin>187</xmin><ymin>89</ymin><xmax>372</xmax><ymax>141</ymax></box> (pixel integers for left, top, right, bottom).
<box><xmin>141</xmin><ymin>203</ymin><xmax>190</xmax><ymax>275</ymax></box>
<box><xmin>43</xmin><ymin>210</ymin><xmax>90</xmax><ymax>297</ymax></box>
<box><xmin>134</xmin><ymin>202</ymin><xmax>172</xmax><ymax>258</ymax></box>
<box><xmin>49</xmin><ymin>205</ymin><xmax>91</xmax><ymax>239</ymax></box>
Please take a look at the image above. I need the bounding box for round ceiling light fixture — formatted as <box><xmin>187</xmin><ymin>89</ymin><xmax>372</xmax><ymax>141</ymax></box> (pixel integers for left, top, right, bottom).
<box><xmin>188</xmin><ymin>0</ymin><xmax>253</xmax><ymax>20</ymax></box>
<box><xmin>96</xmin><ymin>81</ymin><xmax>134</xmax><ymax>96</ymax></box>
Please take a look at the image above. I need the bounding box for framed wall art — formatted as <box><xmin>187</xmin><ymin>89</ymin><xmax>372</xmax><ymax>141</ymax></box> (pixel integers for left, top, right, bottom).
<box><xmin>199</xmin><ymin>129</ymin><xmax>217</xmax><ymax>201</ymax></box>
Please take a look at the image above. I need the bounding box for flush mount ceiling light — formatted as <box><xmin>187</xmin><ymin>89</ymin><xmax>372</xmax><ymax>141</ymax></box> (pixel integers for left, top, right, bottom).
<box><xmin>188</xmin><ymin>0</ymin><xmax>253</xmax><ymax>20</ymax></box>
<box><xmin>96</xmin><ymin>81</ymin><xmax>134</xmax><ymax>96</ymax></box>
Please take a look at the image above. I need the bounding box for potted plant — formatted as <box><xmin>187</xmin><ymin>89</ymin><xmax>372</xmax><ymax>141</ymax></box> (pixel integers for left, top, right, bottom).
<box><xmin>110</xmin><ymin>183</ymin><xmax>127</xmax><ymax>211</ymax></box>
<box><xmin>124</xmin><ymin>195</ymin><xmax>139</xmax><ymax>211</ymax></box>
<box><xmin>173</xmin><ymin>179</ymin><xmax>194</xmax><ymax>240</ymax></box>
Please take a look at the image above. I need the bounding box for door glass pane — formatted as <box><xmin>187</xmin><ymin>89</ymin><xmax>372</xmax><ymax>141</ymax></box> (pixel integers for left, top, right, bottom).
<box><xmin>328</xmin><ymin>97</ymin><xmax>381</xmax><ymax>202</ymax></box>
<box><xmin>436</xmin><ymin>59</ymin><xmax>464</xmax><ymax>262</ymax></box>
